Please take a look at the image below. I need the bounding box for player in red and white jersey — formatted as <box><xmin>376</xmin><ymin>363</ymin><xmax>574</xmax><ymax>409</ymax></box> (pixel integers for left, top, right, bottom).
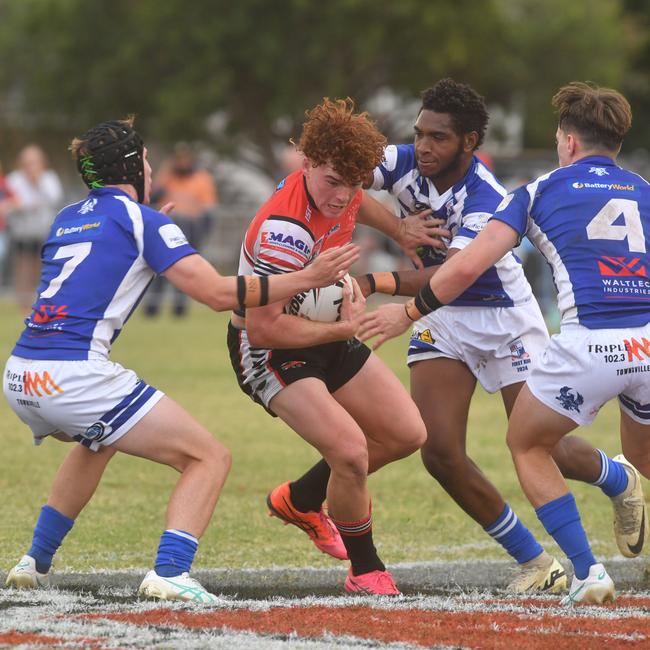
<box><xmin>238</xmin><ymin>167</ymin><xmax>359</xmax><ymax>281</ymax></box>
<box><xmin>229</xmin><ymin>98</ymin><xmax>428</xmax><ymax>595</ymax></box>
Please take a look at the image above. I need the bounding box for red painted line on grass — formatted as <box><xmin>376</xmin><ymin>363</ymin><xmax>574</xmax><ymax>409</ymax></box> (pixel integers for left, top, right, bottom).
<box><xmin>0</xmin><ymin>630</ymin><xmax>105</xmax><ymax>649</ymax></box>
<box><xmin>85</xmin><ymin>602</ymin><xmax>649</xmax><ymax>649</ymax></box>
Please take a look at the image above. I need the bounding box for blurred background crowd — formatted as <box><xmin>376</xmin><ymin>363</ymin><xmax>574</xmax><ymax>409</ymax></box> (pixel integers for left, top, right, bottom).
<box><xmin>1</xmin><ymin>0</ymin><xmax>649</xmax><ymax>326</ymax></box>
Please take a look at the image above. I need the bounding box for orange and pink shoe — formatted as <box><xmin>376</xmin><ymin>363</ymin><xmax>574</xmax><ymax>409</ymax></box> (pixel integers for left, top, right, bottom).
<box><xmin>266</xmin><ymin>481</ymin><xmax>348</xmax><ymax>560</ymax></box>
<box><xmin>344</xmin><ymin>568</ymin><xmax>401</xmax><ymax>596</ymax></box>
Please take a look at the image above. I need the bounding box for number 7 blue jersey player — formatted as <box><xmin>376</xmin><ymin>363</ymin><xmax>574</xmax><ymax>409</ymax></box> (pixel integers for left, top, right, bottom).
<box><xmin>3</xmin><ymin>118</ymin><xmax>359</xmax><ymax>601</ymax></box>
<box><xmin>359</xmin><ymin>82</ymin><xmax>649</xmax><ymax>605</ymax></box>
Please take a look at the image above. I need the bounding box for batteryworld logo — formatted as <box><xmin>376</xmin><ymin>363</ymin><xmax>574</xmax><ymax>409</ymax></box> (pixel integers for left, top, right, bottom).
<box><xmin>598</xmin><ymin>256</ymin><xmax>647</xmax><ymax>277</ymax></box>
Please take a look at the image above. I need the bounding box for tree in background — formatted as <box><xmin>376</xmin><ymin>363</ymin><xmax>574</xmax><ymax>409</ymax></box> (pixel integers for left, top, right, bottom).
<box><xmin>622</xmin><ymin>0</ymin><xmax>650</xmax><ymax>154</ymax></box>
<box><xmin>0</xmin><ymin>0</ymin><xmax>643</xmax><ymax>178</ymax></box>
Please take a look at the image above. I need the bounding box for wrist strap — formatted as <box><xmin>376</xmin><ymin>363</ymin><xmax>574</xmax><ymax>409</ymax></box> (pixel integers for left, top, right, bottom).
<box><xmin>259</xmin><ymin>275</ymin><xmax>269</xmax><ymax>306</ymax></box>
<box><xmin>237</xmin><ymin>276</ymin><xmax>247</xmax><ymax>311</ymax></box>
<box><xmin>237</xmin><ymin>275</ymin><xmax>270</xmax><ymax>309</ymax></box>
<box><xmin>369</xmin><ymin>272</ymin><xmax>398</xmax><ymax>295</ymax></box>
<box><xmin>365</xmin><ymin>273</ymin><xmax>376</xmax><ymax>295</ymax></box>
<box><xmin>391</xmin><ymin>271</ymin><xmax>401</xmax><ymax>296</ymax></box>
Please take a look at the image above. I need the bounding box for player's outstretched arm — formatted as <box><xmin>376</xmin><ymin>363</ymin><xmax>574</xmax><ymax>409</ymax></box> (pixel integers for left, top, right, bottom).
<box><xmin>357</xmin><ymin>193</ymin><xmax>450</xmax><ymax>269</ymax></box>
<box><xmin>355</xmin><ymin>266</ymin><xmax>438</xmax><ymax>298</ymax></box>
<box><xmin>164</xmin><ymin>244</ymin><xmax>360</xmax><ymax>313</ymax></box>
<box><xmin>358</xmin><ymin>220</ymin><xmax>518</xmax><ymax>349</ymax></box>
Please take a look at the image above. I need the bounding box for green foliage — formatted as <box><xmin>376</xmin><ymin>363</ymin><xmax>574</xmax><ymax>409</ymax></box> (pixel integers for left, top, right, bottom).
<box><xmin>0</xmin><ymin>0</ymin><xmax>643</xmax><ymax>173</ymax></box>
<box><xmin>0</xmin><ymin>301</ymin><xmax>628</xmax><ymax>570</ymax></box>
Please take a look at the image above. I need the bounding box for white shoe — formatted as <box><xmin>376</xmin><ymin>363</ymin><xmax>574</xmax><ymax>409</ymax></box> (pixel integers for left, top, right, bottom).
<box><xmin>506</xmin><ymin>551</ymin><xmax>567</xmax><ymax>593</ymax></box>
<box><xmin>560</xmin><ymin>563</ymin><xmax>615</xmax><ymax>606</ymax></box>
<box><xmin>611</xmin><ymin>454</ymin><xmax>647</xmax><ymax>558</ymax></box>
<box><xmin>5</xmin><ymin>555</ymin><xmax>50</xmax><ymax>589</ymax></box>
<box><xmin>138</xmin><ymin>570</ymin><xmax>220</xmax><ymax>603</ymax></box>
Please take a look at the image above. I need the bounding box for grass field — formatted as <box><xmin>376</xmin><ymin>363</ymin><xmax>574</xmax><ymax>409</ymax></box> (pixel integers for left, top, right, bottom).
<box><xmin>0</xmin><ymin>298</ymin><xmax>628</xmax><ymax>574</ymax></box>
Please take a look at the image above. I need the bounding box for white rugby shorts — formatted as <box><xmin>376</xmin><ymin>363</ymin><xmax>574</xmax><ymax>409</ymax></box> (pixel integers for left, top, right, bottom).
<box><xmin>407</xmin><ymin>300</ymin><xmax>549</xmax><ymax>393</ymax></box>
<box><xmin>3</xmin><ymin>356</ymin><xmax>164</xmax><ymax>451</ymax></box>
<box><xmin>526</xmin><ymin>322</ymin><xmax>650</xmax><ymax>426</ymax></box>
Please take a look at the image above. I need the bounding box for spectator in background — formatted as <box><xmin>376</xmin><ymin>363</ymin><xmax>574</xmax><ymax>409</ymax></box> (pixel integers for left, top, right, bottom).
<box><xmin>280</xmin><ymin>142</ymin><xmax>305</xmax><ymax>175</ymax></box>
<box><xmin>6</xmin><ymin>145</ymin><xmax>63</xmax><ymax>311</ymax></box>
<box><xmin>0</xmin><ymin>162</ymin><xmax>15</xmax><ymax>288</ymax></box>
<box><xmin>144</xmin><ymin>143</ymin><xmax>219</xmax><ymax>317</ymax></box>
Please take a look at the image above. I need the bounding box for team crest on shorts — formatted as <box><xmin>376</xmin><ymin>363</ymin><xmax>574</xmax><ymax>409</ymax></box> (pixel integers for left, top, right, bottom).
<box><xmin>509</xmin><ymin>338</ymin><xmax>531</xmax><ymax>373</ymax></box>
<box><xmin>412</xmin><ymin>329</ymin><xmax>434</xmax><ymax>345</ymax></box>
<box><xmin>84</xmin><ymin>421</ymin><xmax>109</xmax><ymax>441</ymax></box>
<box><xmin>555</xmin><ymin>386</ymin><xmax>584</xmax><ymax>413</ymax></box>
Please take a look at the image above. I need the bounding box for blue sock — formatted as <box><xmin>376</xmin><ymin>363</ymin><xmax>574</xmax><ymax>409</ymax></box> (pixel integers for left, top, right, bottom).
<box><xmin>591</xmin><ymin>449</ymin><xmax>628</xmax><ymax>497</ymax></box>
<box><xmin>27</xmin><ymin>505</ymin><xmax>74</xmax><ymax>573</ymax></box>
<box><xmin>484</xmin><ymin>504</ymin><xmax>544</xmax><ymax>564</ymax></box>
<box><xmin>536</xmin><ymin>493</ymin><xmax>596</xmax><ymax>579</ymax></box>
<box><xmin>154</xmin><ymin>529</ymin><xmax>198</xmax><ymax>577</ymax></box>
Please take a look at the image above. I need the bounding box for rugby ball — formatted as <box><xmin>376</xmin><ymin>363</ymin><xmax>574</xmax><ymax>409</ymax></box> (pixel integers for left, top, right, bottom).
<box><xmin>285</xmin><ymin>273</ymin><xmax>354</xmax><ymax>322</ymax></box>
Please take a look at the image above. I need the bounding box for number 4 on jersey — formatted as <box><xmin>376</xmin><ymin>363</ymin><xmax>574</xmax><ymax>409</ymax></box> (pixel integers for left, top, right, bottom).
<box><xmin>586</xmin><ymin>198</ymin><xmax>646</xmax><ymax>253</ymax></box>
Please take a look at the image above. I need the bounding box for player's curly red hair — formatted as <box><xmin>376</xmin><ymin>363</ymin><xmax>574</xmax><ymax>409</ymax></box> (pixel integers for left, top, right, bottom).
<box><xmin>298</xmin><ymin>98</ymin><xmax>386</xmax><ymax>186</ymax></box>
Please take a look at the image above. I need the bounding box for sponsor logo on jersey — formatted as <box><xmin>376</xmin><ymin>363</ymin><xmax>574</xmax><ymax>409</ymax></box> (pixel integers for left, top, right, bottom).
<box><xmin>55</xmin><ymin>221</ymin><xmax>102</xmax><ymax>237</ymax></box>
<box><xmin>601</xmin><ymin>277</ymin><xmax>650</xmax><ymax>298</ymax></box>
<box><xmin>598</xmin><ymin>256</ymin><xmax>647</xmax><ymax>277</ymax></box>
<box><xmin>32</xmin><ymin>304</ymin><xmax>69</xmax><ymax>324</ymax></box>
<box><xmin>555</xmin><ymin>386</ymin><xmax>583</xmax><ymax>413</ymax></box>
<box><xmin>78</xmin><ymin>198</ymin><xmax>98</xmax><ymax>214</ymax></box>
<box><xmin>158</xmin><ymin>223</ymin><xmax>188</xmax><ymax>249</ymax></box>
<box><xmin>588</xmin><ymin>167</ymin><xmax>609</xmax><ymax>176</ymax></box>
<box><xmin>23</xmin><ymin>371</ymin><xmax>64</xmax><ymax>397</ymax></box>
<box><xmin>624</xmin><ymin>337</ymin><xmax>650</xmax><ymax>362</ymax></box>
<box><xmin>261</xmin><ymin>231</ymin><xmax>311</xmax><ymax>255</ymax></box>
<box><xmin>571</xmin><ymin>181</ymin><xmax>636</xmax><ymax>192</ymax></box>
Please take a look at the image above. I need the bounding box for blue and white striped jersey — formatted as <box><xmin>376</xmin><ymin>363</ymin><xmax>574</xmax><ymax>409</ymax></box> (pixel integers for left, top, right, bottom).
<box><xmin>492</xmin><ymin>155</ymin><xmax>650</xmax><ymax>329</ymax></box>
<box><xmin>13</xmin><ymin>187</ymin><xmax>196</xmax><ymax>360</ymax></box>
<box><xmin>371</xmin><ymin>144</ymin><xmax>533</xmax><ymax>307</ymax></box>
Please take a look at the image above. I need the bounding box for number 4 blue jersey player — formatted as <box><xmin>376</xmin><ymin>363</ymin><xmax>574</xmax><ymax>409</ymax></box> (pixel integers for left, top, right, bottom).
<box><xmin>3</xmin><ymin>118</ymin><xmax>359</xmax><ymax>602</ymax></box>
<box><xmin>360</xmin><ymin>82</ymin><xmax>649</xmax><ymax>606</ymax></box>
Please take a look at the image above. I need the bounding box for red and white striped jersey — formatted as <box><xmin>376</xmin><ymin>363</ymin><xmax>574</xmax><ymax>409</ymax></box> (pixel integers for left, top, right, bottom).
<box><xmin>238</xmin><ymin>171</ymin><xmax>361</xmax><ymax>279</ymax></box>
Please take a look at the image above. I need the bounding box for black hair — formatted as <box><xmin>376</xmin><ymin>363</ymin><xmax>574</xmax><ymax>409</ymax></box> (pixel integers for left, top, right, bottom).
<box><xmin>420</xmin><ymin>78</ymin><xmax>489</xmax><ymax>148</ymax></box>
